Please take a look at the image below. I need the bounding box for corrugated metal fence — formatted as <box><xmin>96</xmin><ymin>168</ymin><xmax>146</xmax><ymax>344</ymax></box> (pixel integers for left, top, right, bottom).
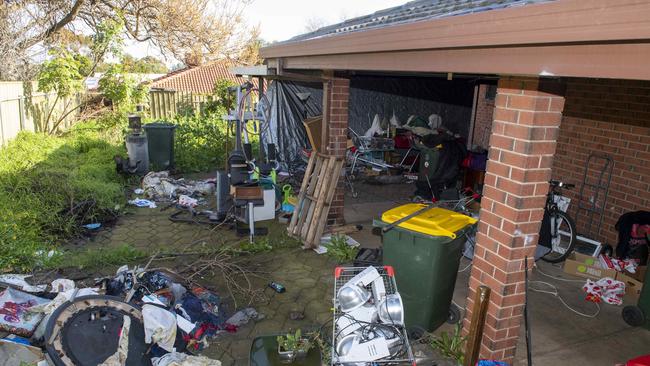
<box><xmin>0</xmin><ymin>81</ymin><xmax>78</xmax><ymax>145</ymax></box>
<box><xmin>149</xmin><ymin>90</ymin><xmax>211</xmax><ymax>120</ymax></box>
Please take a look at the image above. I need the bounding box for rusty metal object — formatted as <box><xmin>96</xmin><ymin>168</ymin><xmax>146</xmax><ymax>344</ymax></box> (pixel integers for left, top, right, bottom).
<box><xmin>464</xmin><ymin>285</ymin><xmax>491</xmax><ymax>366</ymax></box>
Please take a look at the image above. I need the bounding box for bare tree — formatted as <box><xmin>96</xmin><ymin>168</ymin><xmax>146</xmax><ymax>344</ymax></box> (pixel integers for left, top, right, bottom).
<box><xmin>1</xmin><ymin>0</ymin><xmax>257</xmax><ymax>80</ymax></box>
<box><xmin>304</xmin><ymin>16</ymin><xmax>330</xmax><ymax>33</ymax></box>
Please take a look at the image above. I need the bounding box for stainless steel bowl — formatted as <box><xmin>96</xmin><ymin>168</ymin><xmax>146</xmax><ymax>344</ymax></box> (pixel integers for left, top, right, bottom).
<box><xmin>337</xmin><ymin>284</ymin><xmax>371</xmax><ymax>312</ymax></box>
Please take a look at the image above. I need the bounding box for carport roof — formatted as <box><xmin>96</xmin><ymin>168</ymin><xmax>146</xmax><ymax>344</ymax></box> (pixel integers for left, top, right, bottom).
<box><xmin>261</xmin><ymin>0</ymin><xmax>650</xmax><ymax>81</ymax></box>
<box><xmin>289</xmin><ymin>0</ymin><xmax>553</xmax><ymax>43</ymax></box>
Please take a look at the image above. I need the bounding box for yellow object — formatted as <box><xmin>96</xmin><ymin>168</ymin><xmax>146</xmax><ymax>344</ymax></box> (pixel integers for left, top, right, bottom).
<box><xmin>287</xmin><ymin>196</ymin><xmax>298</xmax><ymax>206</ymax></box>
<box><xmin>381</xmin><ymin>204</ymin><xmax>477</xmax><ymax>239</ymax></box>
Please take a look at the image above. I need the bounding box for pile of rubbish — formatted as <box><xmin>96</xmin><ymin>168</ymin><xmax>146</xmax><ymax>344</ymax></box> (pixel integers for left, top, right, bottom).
<box><xmin>0</xmin><ymin>266</ymin><xmax>262</xmax><ymax>365</ymax></box>
<box><xmin>129</xmin><ymin>171</ymin><xmax>216</xmax><ymax>209</ymax></box>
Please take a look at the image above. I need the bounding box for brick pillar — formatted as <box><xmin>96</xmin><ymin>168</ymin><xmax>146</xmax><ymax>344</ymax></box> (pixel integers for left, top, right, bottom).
<box><xmin>463</xmin><ymin>76</ymin><xmax>565</xmax><ymax>362</ymax></box>
<box><xmin>325</xmin><ymin>77</ymin><xmax>349</xmax><ymax>226</ymax></box>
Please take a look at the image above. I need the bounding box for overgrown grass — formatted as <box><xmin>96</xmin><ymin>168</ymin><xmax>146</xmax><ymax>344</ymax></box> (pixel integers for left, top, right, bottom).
<box><xmin>45</xmin><ymin>244</ymin><xmax>147</xmax><ymax>270</ymax></box>
<box><xmin>0</xmin><ymin>119</ymin><xmax>127</xmax><ymax>271</ymax></box>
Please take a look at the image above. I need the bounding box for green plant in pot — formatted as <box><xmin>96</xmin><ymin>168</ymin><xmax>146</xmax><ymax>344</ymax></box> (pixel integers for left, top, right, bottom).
<box><xmin>277</xmin><ymin>329</ymin><xmax>312</xmax><ymax>364</ymax></box>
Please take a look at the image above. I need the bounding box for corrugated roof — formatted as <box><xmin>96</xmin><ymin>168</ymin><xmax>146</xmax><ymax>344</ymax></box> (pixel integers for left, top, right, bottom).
<box><xmin>289</xmin><ymin>0</ymin><xmax>554</xmax><ymax>43</ymax></box>
<box><xmin>148</xmin><ymin>60</ymin><xmax>255</xmax><ymax>94</ymax></box>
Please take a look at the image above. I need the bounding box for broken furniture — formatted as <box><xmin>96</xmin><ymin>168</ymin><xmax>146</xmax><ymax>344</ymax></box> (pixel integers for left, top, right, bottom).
<box><xmin>234</xmin><ymin>185</ymin><xmax>267</xmax><ymax>243</ymax></box>
<box><xmin>287</xmin><ymin>153</ymin><xmax>345</xmax><ymax>248</ymax></box>
<box><xmin>376</xmin><ymin>204</ymin><xmax>477</xmax><ymax>332</ymax></box>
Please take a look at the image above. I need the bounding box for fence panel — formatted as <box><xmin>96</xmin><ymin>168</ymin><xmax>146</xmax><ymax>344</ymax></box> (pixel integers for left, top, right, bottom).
<box><xmin>0</xmin><ymin>81</ymin><xmax>79</xmax><ymax>145</ymax></box>
<box><xmin>149</xmin><ymin>90</ymin><xmax>211</xmax><ymax>120</ymax></box>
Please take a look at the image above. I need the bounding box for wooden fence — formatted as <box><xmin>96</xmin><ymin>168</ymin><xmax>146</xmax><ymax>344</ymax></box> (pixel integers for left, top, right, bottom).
<box><xmin>0</xmin><ymin>81</ymin><xmax>79</xmax><ymax>145</ymax></box>
<box><xmin>148</xmin><ymin>90</ymin><xmax>211</xmax><ymax>120</ymax></box>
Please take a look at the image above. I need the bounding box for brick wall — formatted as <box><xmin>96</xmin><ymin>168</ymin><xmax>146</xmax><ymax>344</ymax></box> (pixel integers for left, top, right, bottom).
<box><xmin>465</xmin><ymin>76</ymin><xmax>565</xmax><ymax>361</ymax></box>
<box><xmin>551</xmin><ymin>78</ymin><xmax>650</xmax><ymax>247</ymax></box>
<box><xmin>327</xmin><ymin>78</ymin><xmax>350</xmax><ymax>226</ymax></box>
<box><xmin>473</xmin><ymin>84</ymin><xmax>496</xmax><ymax>149</ymax></box>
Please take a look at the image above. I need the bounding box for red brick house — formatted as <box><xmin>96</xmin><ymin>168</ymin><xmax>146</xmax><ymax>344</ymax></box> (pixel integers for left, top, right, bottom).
<box><xmin>258</xmin><ymin>0</ymin><xmax>650</xmax><ymax>362</ymax></box>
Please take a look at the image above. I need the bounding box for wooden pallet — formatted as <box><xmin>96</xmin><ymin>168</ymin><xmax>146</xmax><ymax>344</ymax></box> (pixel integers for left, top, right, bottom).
<box><xmin>288</xmin><ymin>153</ymin><xmax>345</xmax><ymax>248</ymax></box>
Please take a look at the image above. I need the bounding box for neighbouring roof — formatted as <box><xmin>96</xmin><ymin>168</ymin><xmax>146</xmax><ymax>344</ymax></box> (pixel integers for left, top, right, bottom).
<box><xmin>148</xmin><ymin>60</ymin><xmax>255</xmax><ymax>94</ymax></box>
<box><xmin>288</xmin><ymin>0</ymin><xmax>553</xmax><ymax>43</ymax></box>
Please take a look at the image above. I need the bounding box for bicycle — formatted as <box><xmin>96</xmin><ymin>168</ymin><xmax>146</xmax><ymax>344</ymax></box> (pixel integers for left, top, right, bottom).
<box><xmin>539</xmin><ymin>180</ymin><xmax>578</xmax><ymax>263</ymax></box>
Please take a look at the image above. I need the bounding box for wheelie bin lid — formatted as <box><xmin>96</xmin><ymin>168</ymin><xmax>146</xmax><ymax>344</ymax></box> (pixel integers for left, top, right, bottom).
<box><xmin>381</xmin><ymin>204</ymin><xmax>477</xmax><ymax>238</ymax></box>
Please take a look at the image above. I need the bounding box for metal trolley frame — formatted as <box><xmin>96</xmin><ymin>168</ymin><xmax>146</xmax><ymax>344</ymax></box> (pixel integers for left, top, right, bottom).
<box><xmin>332</xmin><ymin>266</ymin><xmax>416</xmax><ymax>366</ymax></box>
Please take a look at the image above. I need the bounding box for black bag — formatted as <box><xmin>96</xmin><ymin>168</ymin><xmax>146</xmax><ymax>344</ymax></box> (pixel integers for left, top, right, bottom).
<box><xmin>614</xmin><ymin>210</ymin><xmax>650</xmax><ymax>263</ymax></box>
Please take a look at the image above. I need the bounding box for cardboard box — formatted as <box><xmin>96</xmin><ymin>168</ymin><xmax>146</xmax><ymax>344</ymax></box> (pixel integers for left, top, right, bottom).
<box><xmin>563</xmin><ymin>252</ymin><xmax>619</xmax><ymax>280</ymax></box>
<box><xmin>621</xmin><ymin>265</ymin><xmax>646</xmax><ymax>304</ymax></box>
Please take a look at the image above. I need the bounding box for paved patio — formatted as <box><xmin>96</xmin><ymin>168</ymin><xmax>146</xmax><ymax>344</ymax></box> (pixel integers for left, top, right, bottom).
<box><xmin>67</xmin><ymin>180</ymin><xmax>650</xmax><ymax>365</ymax></box>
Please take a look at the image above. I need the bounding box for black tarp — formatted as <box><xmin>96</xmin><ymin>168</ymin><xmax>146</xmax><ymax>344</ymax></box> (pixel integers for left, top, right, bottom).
<box><xmin>261</xmin><ymin>81</ymin><xmax>323</xmax><ymax>170</ymax></box>
<box><xmin>261</xmin><ymin>76</ymin><xmax>474</xmax><ymax>166</ymax></box>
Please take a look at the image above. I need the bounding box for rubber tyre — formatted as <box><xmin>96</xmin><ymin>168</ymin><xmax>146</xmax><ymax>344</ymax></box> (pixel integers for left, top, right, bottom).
<box><xmin>407</xmin><ymin>325</ymin><xmax>427</xmax><ymax>341</ymax></box>
<box><xmin>447</xmin><ymin>304</ymin><xmax>461</xmax><ymax>324</ymax></box>
<box><xmin>622</xmin><ymin>305</ymin><xmax>645</xmax><ymax>327</ymax></box>
<box><xmin>541</xmin><ymin>211</ymin><xmax>577</xmax><ymax>263</ymax></box>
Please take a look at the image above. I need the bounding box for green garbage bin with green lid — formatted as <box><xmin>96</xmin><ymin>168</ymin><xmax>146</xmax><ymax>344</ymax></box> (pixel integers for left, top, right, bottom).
<box><xmin>143</xmin><ymin>122</ymin><xmax>176</xmax><ymax>170</ymax></box>
<box><xmin>375</xmin><ymin>203</ymin><xmax>477</xmax><ymax>332</ymax></box>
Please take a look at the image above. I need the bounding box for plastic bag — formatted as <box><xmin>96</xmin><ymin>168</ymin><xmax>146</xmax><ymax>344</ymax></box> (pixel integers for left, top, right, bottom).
<box><xmin>582</xmin><ymin>277</ymin><xmax>625</xmax><ymax>305</ymax></box>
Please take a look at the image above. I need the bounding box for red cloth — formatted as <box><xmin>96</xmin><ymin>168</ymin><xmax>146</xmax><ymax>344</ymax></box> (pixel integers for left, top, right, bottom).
<box><xmin>627</xmin><ymin>355</ymin><xmax>650</xmax><ymax>366</ymax></box>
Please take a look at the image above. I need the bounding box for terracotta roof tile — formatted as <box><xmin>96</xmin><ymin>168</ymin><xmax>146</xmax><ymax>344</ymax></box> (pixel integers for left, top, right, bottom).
<box><xmin>148</xmin><ymin>60</ymin><xmax>257</xmax><ymax>94</ymax></box>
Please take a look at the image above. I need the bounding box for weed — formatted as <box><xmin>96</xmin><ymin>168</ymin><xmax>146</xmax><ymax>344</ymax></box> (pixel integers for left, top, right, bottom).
<box><xmin>277</xmin><ymin>329</ymin><xmax>312</xmax><ymax>353</ymax></box>
<box><xmin>45</xmin><ymin>244</ymin><xmax>147</xmax><ymax>270</ymax></box>
<box><xmin>430</xmin><ymin>323</ymin><xmax>467</xmax><ymax>365</ymax></box>
<box><xmin>239</xmin><ymin>238</ymin><xmax>273</xmax><ymax>254</ymax></box>
<box><xmin>0</xmin><ymin>123</ymin><xmax>126</xmax><ymax>271</ymax></box>
<box><xmin>325</xmin><ymin>234</ymin><xmax>358</xmax><ymax>263</ymax></box>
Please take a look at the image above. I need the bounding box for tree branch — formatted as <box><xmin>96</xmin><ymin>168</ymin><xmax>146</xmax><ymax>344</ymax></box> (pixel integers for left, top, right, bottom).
<box><xmin>44</xmin><ymin>0</ymin><xmax>86</xmax><ymax>39</ymax></box>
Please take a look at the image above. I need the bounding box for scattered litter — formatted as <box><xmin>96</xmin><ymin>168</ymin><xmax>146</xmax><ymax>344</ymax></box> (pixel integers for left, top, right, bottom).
<box><xmin>0</xmin><ymin>338</ymin><xmax>45</xmax><ymax>365</ymax></box>
<box><xmin>143</xmin><ymin>171</ymin><xmax>215</xmax><ymax>201</ymax></box>
<box><xmin>0</xmin><ymin>274</ymin><xmax>47</xmax><ymax>293</ymax></box>
<box><xmin>143</xmin><ymin>304</ymin><xmax>177</xmax><ymax>353</ymax></box>
<box><xmin>178</xmin><ymin>195</ymin><xmax>198</xmax><ymax>208</ymax></box>
<box><xmin>83</xmin><ymin>223</ymin><xmax>102</xmax><ymax>230</ymax></box>
<box><xmin>152</xmin><ymin>352</ymin><xmax>222</xmax><ymax>366</ymax></box>
<box><xmin>598</xmin><ymin>254</ymin><xmax>638</xmax><ymax>273</ymax></box>
<box><xmin>0</xmin><ymin>287</ymin><xmax>50</xmax><ymax>337</ymax></box>
<box><xmin>583</xmin><ymin>277</ymin><xmax>625</xmax><ymax>305</ymax></box>
<box><xmin>289</xmin><ymin>311</ymin><xmax>305</xmax><ymax>320</ymax></box>
<box><xmin>50</xmin><ymin>278</ymin><xmax>75</xmax><ymax>292</ymax></box>
<box><xmin>225</xmin><ymin>307</ymin><xmax>262</xmax><ymax>327</ymax></box>
<box><xmin>134</xmin><ymin>188</ymin><xmax>145</xmax><ymax>195</ymax></box>
<box><xmin>129</xmin><ymin>198</ymin><xmax>157</xmax><ymax>208</ymax></box>
<box><xmin>268</xmin><ymin>281</ymin><xmax>285</xmax><ymax>293</ymax></box>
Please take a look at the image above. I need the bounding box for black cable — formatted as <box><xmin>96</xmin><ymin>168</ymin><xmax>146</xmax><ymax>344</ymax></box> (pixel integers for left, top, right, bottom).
<box><xmin>525</xmin><ymin>255</ymin><xmax>532</xmax><ymax>366</ymax></box>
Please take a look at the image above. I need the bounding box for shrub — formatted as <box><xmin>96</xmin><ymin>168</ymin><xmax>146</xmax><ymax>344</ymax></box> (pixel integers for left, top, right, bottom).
<box><xmin>0</xmin><ymin>125</ymin><xmax>126</xmax><ymax>271</ymax></box>
<box><xmin>172</xmin><ymin>114</ymin><xmax>231</xmax><ymax>173</ymax></box>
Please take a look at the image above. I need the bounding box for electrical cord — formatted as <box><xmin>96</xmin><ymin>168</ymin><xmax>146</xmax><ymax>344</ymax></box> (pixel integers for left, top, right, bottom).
<box><xmin>528</xmin><ymin>280</ymin><xmax>600</xmax><ymax>318</ymax></box>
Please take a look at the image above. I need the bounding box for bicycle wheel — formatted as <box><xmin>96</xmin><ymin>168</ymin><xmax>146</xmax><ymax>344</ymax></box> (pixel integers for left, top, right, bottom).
<box><xmin>541</xmin><ymin>210</ymin><xmax>577</xmax><ymax>263</ymax></box>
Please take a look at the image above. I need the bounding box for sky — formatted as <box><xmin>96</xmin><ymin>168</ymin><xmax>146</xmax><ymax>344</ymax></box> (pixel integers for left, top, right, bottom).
<box><xmin>124</xmin><ymin>0</ymin><xmax>406</xmax><ymax>63</ymax></box>
<box><xmin>246</xmin><ymin>0</ymin><xmax>406</xmax><ymax>43</ymax></box>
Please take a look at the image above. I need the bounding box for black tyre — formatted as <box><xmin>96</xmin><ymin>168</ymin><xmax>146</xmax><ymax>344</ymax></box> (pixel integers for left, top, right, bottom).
<box><xmin>541</xmin><ymin>211</ymin><xmax>577</xmax><ymax>263</ymax></box>
<box><xmin>622</xmin><ymin>305</ymin><xmax>645</xmax><ymax>327</ymax></box>
<box><xmin>447</xmin><ymin>304</ymin><xmax>461</xmax><ymax>324</ymax></box>
<box><xmin>407</xmin><ymin>325</ymin><xmax>427</xmax><ymax>341</ymax></box>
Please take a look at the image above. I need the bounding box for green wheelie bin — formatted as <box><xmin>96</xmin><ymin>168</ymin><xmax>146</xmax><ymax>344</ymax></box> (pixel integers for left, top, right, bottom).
<box><xmin>377</xmin><ymin>203</ymin><xmax>477</xmax><ymax>333</ymax></box>
<box><xmin>622</xmin><ymin>264</ymin><xmax>650</xmax><ymax>330</ymax></box>
<box><xmin>143</xmin><ymin>122</ymin><xmax>176</xmax><ymax>170</ymax></box>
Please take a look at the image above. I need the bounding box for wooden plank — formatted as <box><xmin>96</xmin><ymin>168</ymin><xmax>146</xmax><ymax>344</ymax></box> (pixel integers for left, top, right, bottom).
<box><xmin>298</xmin><ymin>156</ymin><xmax>326</xmax><ymax>238</ymax></box>
<box><xmin>288</xmin><ymin>153</ymin><xmax>317</xmax><ymax>233</ymax></box>
<box><xmin>311</xmin><ymin>158</ymin><xmax>345</xmax><ymax>248</ymax></box>
<box><xmin>303</xmin><ymin>116</ymin><xmax>323</xmax><ymax>152</ymax></box>
<box><xmin>305</xmin><ymin>156</ymin><xmax>337</xmax><ymax>246</ymax></box>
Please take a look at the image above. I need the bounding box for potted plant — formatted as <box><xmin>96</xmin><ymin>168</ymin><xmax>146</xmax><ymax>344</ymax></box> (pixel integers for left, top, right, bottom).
<box><xmin>277</xmin><ymin>329</ymin><xmax>311</xmax><ymax>363</ymax></box>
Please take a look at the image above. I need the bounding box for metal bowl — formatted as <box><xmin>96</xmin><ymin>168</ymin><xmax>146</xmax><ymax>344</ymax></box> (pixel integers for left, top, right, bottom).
<box><xmin>377</xmin><ymin>293</ymin><xmax>404</xmax><ymax>325</ymax></box>
<box><xmin>337</xmin><ymin>284</ymin><xmax>371</xmax><ymax>312</ymax></box>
